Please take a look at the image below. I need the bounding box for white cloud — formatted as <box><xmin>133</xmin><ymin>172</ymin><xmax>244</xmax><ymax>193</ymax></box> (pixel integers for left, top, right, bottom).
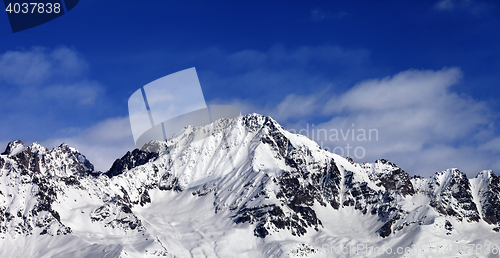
<box><xmin>273</xmin><ymin>94</ymin><xmax>321</xmax><ymax>121</ymax></box>
<box><xmin>42</xmin><ymin>80</ymin><xmax>104</xmax><ymax>105</ymax></box>
<box><xmin>49</xmin><ymin>46</ymin><xmax>89</xmax><ymax>78</ymax></box>
<box><xmin>42</xmin><ymin>117</ymin><xmax>135</xmax><ymax>172</ymax></box>
<box><xmin>226</xmin><ymin>49</ymin><xmax>268</xmax><ymax>68</ymax></box>
<box><xmin>479</xmin><ymin>136</ymin><xmax>500</xmax><ymax>152</ymax></box>
<box><xmin>0</xmin><ymin>46</ymin><xmax>87</xmax><ymax>86</ymax></box>
<box><xmin>253</xmin><ymin>68</ymin><xmax>498</xmax><ymax>177</ymax></box>
<box><xmin>325</xmin><ymin>68</ymin><xmax>462</xmax><ymax>112</ymax></box>
<box><xmin>0</xmin><ymin>47</ymin><xmax>52</xmax><ymax>86</ymax></box>
<box><xmin>0</xmin><ymin>46</ymin><xmax>108</xmax><ymax>145</ymax></box>
<box><xmin>323</xmin><ymin>68</ymin><xmax>490</xmax><ymax>142</ymax></box>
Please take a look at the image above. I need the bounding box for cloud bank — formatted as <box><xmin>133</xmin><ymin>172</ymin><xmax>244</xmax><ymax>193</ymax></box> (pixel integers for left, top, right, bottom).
<box><xmin>264</xmin><ymin>68</ymin><xmax>498</xmax><ymax>176</ymax></box>
<box><xmin>0</xmin><ymin>47</ymin><xmax>107</xmax><ymax>146</ymax></box>
<box><xmin>0</xmin><ymin>46</ymin><xmax>88</xmax><ymax>86</ymax></box>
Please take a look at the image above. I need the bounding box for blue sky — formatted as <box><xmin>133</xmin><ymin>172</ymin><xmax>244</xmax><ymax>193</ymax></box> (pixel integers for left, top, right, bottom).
<box><xmin>0</xmin><ymin>0</ymin><xmax>499</xmax><ymax>176</ymax></box>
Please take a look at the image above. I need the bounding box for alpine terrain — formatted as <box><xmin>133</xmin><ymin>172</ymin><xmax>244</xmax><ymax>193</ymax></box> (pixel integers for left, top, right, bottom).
<box><xmin>0</xmin><ymin>114</ymin><xmax>499</xmax><ymax>257</ymax></box>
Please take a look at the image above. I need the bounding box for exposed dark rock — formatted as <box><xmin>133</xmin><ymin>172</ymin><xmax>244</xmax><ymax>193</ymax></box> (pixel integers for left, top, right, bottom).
<box><xmin>1</xmin><ymin>140</ymin><xmax>25</xmax><ymax>155</ymax></box>
<box><xmin>90</xmin><ymin>199</ymin><xmax>144</xmax><ymax>232</ymax></box>
<box><xmin>233</xmin><ymin>204</ymin><xmax>310</xmax><ymax>238</ymax></box>
<box><xmin>445</xmin><ymin>220</ymin><xmax>453</xmax><ymax>235</ymax></box>
<box><xmin>480</xmin><ymin>171</ymin><xmax>500</xmax><ymax>225</ymax></box>
<box><xmin>429</xmin><ymin>169</ymin><xmax>480</xmax><ymax>222</ymax></box>
<box><xmin>106</xmin><ymin>149</ymin><xmax>158</xmax><ymax>178</ymax></box>
<box><xmin>375</xmin><ymin>160</ymin><xmax>415</xmax><ymax>196</ymax></box>
<box><xmin>140</xmin><ymin>190</ymin><xmax>151</xmax><ymax>206</ymax></box>
<box><xmin>379</xmin><ymin>221</ymin><xmax>393</xmax><ymax>238</ymax></box>
<box><xmin>61</xmin><ymin>176</ymin><xmax>81</xmax><ymax>187</ymax></box>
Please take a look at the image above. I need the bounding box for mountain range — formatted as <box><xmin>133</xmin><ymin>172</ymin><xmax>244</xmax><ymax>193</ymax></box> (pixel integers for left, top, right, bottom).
<box><xmin>1</xmin><ymin>114</ymin><xmax>499</xmax><ymax>257</ymax></box>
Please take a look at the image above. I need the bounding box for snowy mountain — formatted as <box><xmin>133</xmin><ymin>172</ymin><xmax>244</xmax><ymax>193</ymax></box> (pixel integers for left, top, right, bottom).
<box><xmin>1</xmin><ymin>114</ymin><xmax>499</xmax><ymax>257</ymax></box>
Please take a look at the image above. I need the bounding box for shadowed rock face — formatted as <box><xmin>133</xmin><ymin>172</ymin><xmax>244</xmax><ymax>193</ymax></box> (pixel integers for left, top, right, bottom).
<box><xmin>481</xmin><ymin>172</ymin><xmax>500</xmax><ymax>225</ymax></box>
<box><xmin>106</xmin><ymin>149</ymin><xmax>159</xmax><ymax>178</ymax></box>
<box><xmin>0</xmin><ymin>114</ymin><xmax>499</xmax><ymax>243</ymax></box>
<box><xmin>428</xmin><ymin>169</ymin><xmax>480</xmax><ymax>223</ymax></box>
<box><xmin>369</xmin><ymin>159</ymin><xmax>415</xmax><ymax>196</ymax></box>
<box><xmin>1</xmin><ymin>140</ymin><xmax>26</xmax><ymax>156</ymax></box>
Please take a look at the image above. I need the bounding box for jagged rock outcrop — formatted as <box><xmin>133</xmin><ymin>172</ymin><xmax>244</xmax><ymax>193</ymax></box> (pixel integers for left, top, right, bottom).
<box><xmin>106</xmin><ymin>149</ymin><xmax>159</xmax><ymax>178</ymax></box>
<box><xmin>476</xmin><ymin>170</ymin><xmax>500</xmax><ymax>227</ymax></box>
<box><xmin>422</xmin><ymin>169</ymin><xmax>480</xmax><ymax>222</ymax></box>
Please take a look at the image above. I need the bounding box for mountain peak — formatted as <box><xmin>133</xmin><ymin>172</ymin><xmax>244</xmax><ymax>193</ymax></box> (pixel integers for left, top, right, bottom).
<box><xmin>476</xmin><ymin>169</ymin><xmax>495</xmax><ymax>180</ymax></box>
<box><xmin>1</xmin><ymin>140</ymin><xmax>26</xmax><ymax>156</ymax></box>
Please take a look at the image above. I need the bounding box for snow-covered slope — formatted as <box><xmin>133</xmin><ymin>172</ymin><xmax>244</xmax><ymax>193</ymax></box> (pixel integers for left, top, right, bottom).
<box><xmin>1</xmin><ymin>114</ymin><xmax>499</xmax><ymax>257</ymax></box>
